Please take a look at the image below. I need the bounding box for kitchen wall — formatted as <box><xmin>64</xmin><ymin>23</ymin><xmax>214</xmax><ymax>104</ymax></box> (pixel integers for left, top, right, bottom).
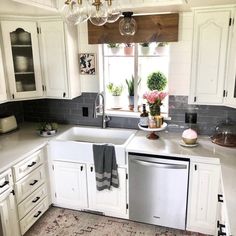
<box><xmin>0</xmin><ymin>101</ymin><xmax>24</xmax><ymax>123</ymax></box>
<box><xmin>16</xmin><ymin>94</ymin><xmax>236</xmax><ymax>135</ymax></box>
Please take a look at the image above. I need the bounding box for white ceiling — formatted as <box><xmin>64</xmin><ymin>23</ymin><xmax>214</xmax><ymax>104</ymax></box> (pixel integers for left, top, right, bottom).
<box><xmin>0</xmin><ymin>0</ymin><xmax>236</xmax><ymax>16</ymax></box>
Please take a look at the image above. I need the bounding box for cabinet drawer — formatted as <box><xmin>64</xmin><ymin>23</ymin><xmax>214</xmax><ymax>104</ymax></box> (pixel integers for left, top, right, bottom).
<box><xmin>13</xmin><ymin>149</ymin><xmax>44</xmax><ymax>182</ymax></box>
<box><xmin>0</xmin><ymin>169</ymin><xmax>13</xmax><ymax>195</ymax></box>
<box><xmin>15</xmin><ymin>165</ymin><xmax>46</xmax><ymax>203</ymax></box>
<box><xmin>18</xmin><ymin>183</ymin><xmax>48</xmax><ymax>220</ymax></box>
<box><xmin>20</xmin><ymin>196</ymin><xmax>49</xmax><ymax>235</ymax></box>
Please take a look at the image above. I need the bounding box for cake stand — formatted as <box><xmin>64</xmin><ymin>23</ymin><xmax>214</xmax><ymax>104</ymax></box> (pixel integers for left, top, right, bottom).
<box><xmin>138</xmin><ymin>122</ymin><xmax>167</xmax><ymax>140</ymax></box>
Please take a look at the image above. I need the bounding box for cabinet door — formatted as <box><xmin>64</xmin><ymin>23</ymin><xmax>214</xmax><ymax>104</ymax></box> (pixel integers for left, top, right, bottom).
<box><xmin>225</xmin><ymin>11</ymin><xmax>236</xmax><ymax>108</ymax></box>
<box><xmin>53</xmin><ymin>161</ymin><xmax>88</xmax><ymax>210</ymax></box>
<box><xmin>190</xmin><ymin>9</ymin><xmax>232</xmax><ymax>104</ymax></box>
<box><xmin>1</xmin><ymin>21</ymin><xmax>43</xmax><ymax>99</ymax></box>
<box><xmin>39</xmin><ymin>21</ymin><xmax>68</xmax><ymax>98</ymax></box>
<box><xmin>87</xmin><ymin>165</ymin><xmax>127</xmax><ymax>218</ymax></box>
<box><xmin>0</xmin><ymin>45</ymin><xmax>7</xmax><ymax>102</ymax></box>
<box><xmin>187</xmin><ymin>162</ymin><xmax>220</xmax><ymax>235</ymax></box>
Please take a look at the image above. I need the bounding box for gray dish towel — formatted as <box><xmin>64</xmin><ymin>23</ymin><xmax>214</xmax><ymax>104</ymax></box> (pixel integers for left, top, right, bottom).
<box><xmin>93</xmin><ymin>144</ymin><xmax>119</xmax><ymax>191</ymax></box>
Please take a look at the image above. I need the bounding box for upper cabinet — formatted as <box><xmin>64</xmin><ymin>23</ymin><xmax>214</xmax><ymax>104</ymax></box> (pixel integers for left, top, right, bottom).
<box><xmin>38</xmin><ymin>20</ymin><xmax>81</xmax><ymax>99</ymax></box>
<box><xmin>0</xmin><ymin>45</ymin><xmax>7</xmax><ymax>102</ymax></box>
<box><xmin>1</xmin><ymin>21</ymin><xmax>43</xmax><ymax>100</ymax></box>
<box><xmin>224</xmin><ymin>9</ymin><xmax>236</xmax><ymax>108</ymax></box>
<box><xmin>189</xmin><ymin>7</ymin><xmax>233</xmax><ymax>105</ymax></box>
<box><xmin>0</xmin><ymin>18</ymin><xmax>80</xmax><ymax>102</ymax></box>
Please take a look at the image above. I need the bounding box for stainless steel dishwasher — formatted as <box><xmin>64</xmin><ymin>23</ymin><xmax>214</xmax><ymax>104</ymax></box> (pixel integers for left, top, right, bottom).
<box><xmin>129</xmin><ymin>153</ymin><xmax>189</xmax><ymax>230</ymax></box>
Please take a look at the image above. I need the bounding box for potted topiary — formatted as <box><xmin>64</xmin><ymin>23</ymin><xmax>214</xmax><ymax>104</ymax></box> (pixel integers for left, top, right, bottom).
<box><xmin>139</xmin><ymin>42</ymin><xmax>150</xmax><ymax>55</ymax></box>
<box><xmin>147</xmin><ymin>71</ymin><xmax>167</xmax><ymax>91</ymax></box>
<box><xmin>106</xmin><ymin>82</ymin><xmax>123</xmax><ymax>108</ymax></box>
<box><xmin>124</xmin><ymin>43</ymin><xmax>133</xmax><ymax>56</ymax></box>
<box><xmin>155</xmin><ymin>42</ymin><xmax>168</xmax><ymax>55</ymax></box>
<box><xmin>107</xmin><ymin>43</ymin><xmax>120</xmax><ymax>54</ymax></box>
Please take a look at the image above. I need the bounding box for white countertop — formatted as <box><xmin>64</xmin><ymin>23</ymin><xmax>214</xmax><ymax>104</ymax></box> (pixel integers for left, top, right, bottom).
<box><xmin>0</xmin><ymin>124</ymin><xmax>235</xmax><ymax>234</ymax></box>
<box><xmin>126</xmin><ymin>130</ymin><xmax>236</xmax><ymax>235</ymax></box>
<box><xmin>0</xmin><ymin>122</ymin><xmax>72</xmax><ymax>173</ymax></box>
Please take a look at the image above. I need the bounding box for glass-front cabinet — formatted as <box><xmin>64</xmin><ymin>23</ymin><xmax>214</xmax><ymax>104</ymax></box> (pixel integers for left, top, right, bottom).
<box><xmin>1</xmin><ymin>21</ymin><xmax>43</xmax><ymax>99</ymax></box>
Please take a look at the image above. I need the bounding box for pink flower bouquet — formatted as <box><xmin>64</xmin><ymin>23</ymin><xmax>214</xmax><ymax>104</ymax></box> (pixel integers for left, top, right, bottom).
<box><xmin>143</xmin><ymin>90</ymin><xmax>168</xmax><ymax>105</ymax></box>
<box><xmin>143</xmin><ymin>90</ymin><xmax>168</xmax><ymax>116</ymax></box>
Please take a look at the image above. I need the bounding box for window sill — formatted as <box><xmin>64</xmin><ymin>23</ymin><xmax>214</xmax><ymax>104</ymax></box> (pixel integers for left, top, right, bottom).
<box><xmin>105</xmin><ymin>110</ymin><xmax>171</xmax><ymax>120</ymax></box>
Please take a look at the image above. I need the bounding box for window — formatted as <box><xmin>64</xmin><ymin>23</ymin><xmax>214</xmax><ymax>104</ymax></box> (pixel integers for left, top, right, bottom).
<box><xmin>103</xmin><ymin>42</ymin><xmax>169</xmax><ymax>115</ymax></box>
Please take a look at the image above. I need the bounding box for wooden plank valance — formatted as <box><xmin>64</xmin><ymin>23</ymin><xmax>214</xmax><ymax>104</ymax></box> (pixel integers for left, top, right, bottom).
<box><xmin>88</xmin><ymin>13</ymin><xmax>179</xmax><ymax>44</ymax></box>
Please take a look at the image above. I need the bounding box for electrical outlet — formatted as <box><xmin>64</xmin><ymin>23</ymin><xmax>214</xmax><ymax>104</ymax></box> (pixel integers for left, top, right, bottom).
<box><xmin>185</xmin><ymin>112</ymin><xmax>197</xmax><ymax>124</ymax></box>
<box><xmin>82</xmin><ymin>107</ymin><xmax>89</xmax><ymax>117</ymax></box>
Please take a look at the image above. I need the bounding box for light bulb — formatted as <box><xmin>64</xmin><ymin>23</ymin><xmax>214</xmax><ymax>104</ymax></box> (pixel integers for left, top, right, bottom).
<box><xmin>61</xmin><ymin>0</ymin><xmax>91</xmax><ymax>25</ymax></box>
<box><xmin>89</xmin><ymin>1</ymin><xmax>108</xmax><ymax>26</ymax></box>
<box><xmin>119</xmin><ymin>12</ymin><xmax>137</xmax><ymax>36</ymax></box>
<box><xmin>106</xmin><ymin>0</ymin><xmax>121</xmax><ymax>23</ymax></box>
<box><xmin>74</xmin><ymin>0</ymin><xmax>91</xmax><ymax>24</ymax></box>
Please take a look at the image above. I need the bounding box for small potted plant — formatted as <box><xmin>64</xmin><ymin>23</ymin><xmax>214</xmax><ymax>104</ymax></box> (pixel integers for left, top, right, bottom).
<box><xmin>155</xmin><ymin>42</ymin><xmax>168</xmax><ymax>55</ymax></box>
<box><xmin>106</xmin><ymin>82</ymin><xmax>123</xmax><ymax>108</ymax></box>
<box><xmin>126</xmin><ymin>76</ymin><xmax>135</xmax><ymax>111</ymax></box>
<box><xmin>124</xmin><ymin>43</ymin><xmax>133</xmax><ymax>56</ymax></box>
<box><xmin>139</xmin><ymin>42</ymin><xmax>150</xmax><ymax>55</ymax></box>
<box><xmin>125</xmin><ymin>76</ymin><xmax>141</xmax><ymax>111</ymax></box>
<box><xmin>107</xmin><ymin>43</ymin><xmax>120</xmax><ymax>54</ymax></box>
<box><xmin>147</xmin><ymin>71</ymin><xmax>167</xmax><ymax>91</ymax></box>
<box><xmin>37</xmin><ymin>122</ymin><xmax>58</xmax><ymax>137</ymax></box>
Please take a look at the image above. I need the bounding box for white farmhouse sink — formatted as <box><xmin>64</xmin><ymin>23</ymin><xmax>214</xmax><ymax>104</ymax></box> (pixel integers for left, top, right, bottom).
<box><xmin>56</xmin><ymin>126</ymin><xmax>136</xmax><ymax>145</ymax></box>
<box><xmin>49</xmin><ymin>127</ymin><xmax>137</xmax><ymax>165</ymax></box>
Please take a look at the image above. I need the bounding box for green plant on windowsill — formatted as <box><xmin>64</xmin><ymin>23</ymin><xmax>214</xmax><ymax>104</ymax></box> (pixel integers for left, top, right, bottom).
<box><xmin>107</xmin><ymin>43</ymin><xmax>120</xmax><ymax>48</ymax></box>
<box><xmin>147</xmin><ymin>71</ymin><xmax>167</xmax><ymax>91</ymax></box>
<box><xmin>157</xmin><ymin>42</ymin><xmax>168</xmax><ymax>47</ymax></box>
<box><xmin>106</xmin><ymin>82</ymin><xmax>123</xmax><ymax>96</ymax></box>
<box><xmin>139</xmin><ymin>42</ymin><xmax>150</xmax><ymax>47</ymax></box>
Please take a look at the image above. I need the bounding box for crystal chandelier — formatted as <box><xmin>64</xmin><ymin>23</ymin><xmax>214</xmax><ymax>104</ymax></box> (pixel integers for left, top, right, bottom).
<box><xmin>61</xmin><ymin>0</ymin><xmax>121</xmax><ymax>26</ymax></box>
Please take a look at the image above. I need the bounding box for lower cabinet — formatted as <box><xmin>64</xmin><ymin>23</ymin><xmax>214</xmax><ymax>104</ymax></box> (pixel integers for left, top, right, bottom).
<box><xmin>87</xmin><ymin>164</ymin><xmax>127</xmax><ymax>218</ymax></box>
<box><xmin>53</xmin><ymin>161</ymin><xmax>88</xmax><ymax>209</ymax></box>
<box><xmin>187</xmin><ymin>162</ymin><xmax>221</xmax><ymax>235</ymax></box>
<box><xmin>51</xmin><ymin>161</ymin><xmax>128</xmax><ymax>218</ymax></box>
<box><xmin>12</xmin><ymin>147</ymin><xmax>50</xmax><ymax>235</ymax></box>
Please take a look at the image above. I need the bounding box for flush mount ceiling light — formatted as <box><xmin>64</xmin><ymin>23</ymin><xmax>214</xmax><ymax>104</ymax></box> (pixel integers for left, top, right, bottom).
<box><xmin>119</xmin><ymin>12</ymin><xmax>137</xmax><ymax>36</ymax></box>
<box><xmin>61</xmin><ymin>0</ymin><xmax>121</xmax><ymax>26</ymax></box>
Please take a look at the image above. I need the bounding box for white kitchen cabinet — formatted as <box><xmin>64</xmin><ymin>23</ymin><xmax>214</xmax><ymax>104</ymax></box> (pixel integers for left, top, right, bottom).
<box><xmin>187</xmin><ymin>162</ymin><xmax>221</xmax><ymax>235</ymax></box>
<box><xmin>0</xmin><ymin>45</ymin><xmax>7</xmax><ymax>102</ymax></box>
<box><xmin>189</xmin><ymin>7</ymin><xmax>233</xmax><ymax>105</ymax></box>
<box><xmin>0</xmin><ymin>169</ymin><xmax>20</xmax><ymax>236</ymax></box>
<box><xmin>87</xmin><ymin>164</ymin><xmax>127</xmax><ymax>218</ymax></box>
<box><xmin>38</xmin><ymin>20</ymin><xmax>81</xmax><ymax>99</ymax></box>
<box><xmin>1</xmin><ymin>21</ymin><xmax>43</xmax><ymax>100</ymax></box>
<box><xmin>52</xmin><ymin>161</ymin><xmax>88</xmax><ymax>210</ymax></box>
<box><xmin>224</xmin><ymin>9</ymin><xmax>236</xmax><ymax>108</ymax></box>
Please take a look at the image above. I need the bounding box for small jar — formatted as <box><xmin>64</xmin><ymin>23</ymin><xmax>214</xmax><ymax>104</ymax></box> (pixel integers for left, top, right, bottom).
<box><xmin>149</xmin><ymin>117</ymin><xmax>157</xmax><ymax>128</ymax></box>
<box><xmin>155</xmin><ymin>115</ymin><xmax>163</xmax><ymax>128</ymax></box>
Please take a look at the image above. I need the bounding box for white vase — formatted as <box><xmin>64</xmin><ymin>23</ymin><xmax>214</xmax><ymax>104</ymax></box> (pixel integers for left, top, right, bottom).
<box><xmin>141</xmin><ymin>47</ymin><xmax>150</xmax><ymax>55</ymax></box>
<box><xmin>110</xmin><ymin>47</ymin><xmax>120</xmax><ymax>55</ymax></box>
<box><xmin>155</xmin><ymin>46</ymin><xmax>168</xmax><ymax>55</ymax></box>
<box><xmin>111</xmin><ymin>95</ymin><xmax>121</xmax><ymax>109</ymax></box>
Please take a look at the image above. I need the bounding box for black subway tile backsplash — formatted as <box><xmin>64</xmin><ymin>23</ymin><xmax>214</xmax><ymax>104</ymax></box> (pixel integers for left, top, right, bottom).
<box><xmin>0</xmin><ymin>93</ymin><xmax>235</xmax><ymax>135</ymax></box>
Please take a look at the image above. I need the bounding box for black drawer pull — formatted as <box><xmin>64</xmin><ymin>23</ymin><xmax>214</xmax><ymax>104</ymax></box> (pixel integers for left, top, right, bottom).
<box><xmin>90</xmin><ymin>166</ymin><xmax>93</xmax><ymax>172</ymax></box>
<box><xmin>218</xmin><ymin>194</ymin><xmax>224</xmax><ymax>203</ymax></box>
<box><xmin>30</xmin><ymin>180</ymin><xmax>38</xmax><ymax>186</ymax></box>
<box><xmin>32</xmin><ymin>196</ymin><xmax>40</xmax><ymax>203</ymax></box>
<box><xmin>81</xmin><ymin>166</ymin><xmax>83</xmax><ymax>171</ymax></box>
<box><xmin>0</xmin><ymin>181</ymin><xmax>9</xmax><ymax>188</ymax></box>
<box><xmin>218</xmin><ymin>230</ymin><xmax>226</xmax><ymax>236</ymax></box>
<box><xmin>33</xmin><ymin>211</ymin><xmax>42</xmax><ymax>218</ymax></box>
<box><xmin>28</xmin><ymin>161</ymin><xmax>37</xmax><ymax>168</ymax></box>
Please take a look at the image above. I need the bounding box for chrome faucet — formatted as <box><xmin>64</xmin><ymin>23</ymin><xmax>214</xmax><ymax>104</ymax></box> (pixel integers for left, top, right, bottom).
<box><xmin>93</xmin><ymin>92</ymin><xmax>110</xmax><ymax>128</ymax></box>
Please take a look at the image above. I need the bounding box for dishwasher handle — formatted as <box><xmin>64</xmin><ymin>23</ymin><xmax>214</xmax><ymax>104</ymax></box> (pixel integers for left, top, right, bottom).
<box><xmin>131</xmin><ymin>159</ymin><xmax>188</xmax><ymax>169</ymax></box>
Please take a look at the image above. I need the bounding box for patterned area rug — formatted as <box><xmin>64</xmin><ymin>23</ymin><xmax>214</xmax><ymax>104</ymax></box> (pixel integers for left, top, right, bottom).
<box><xmin>25</xmin><ymin>207</ymin><xmax>206</xmax><ymax>236</ymax></box>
